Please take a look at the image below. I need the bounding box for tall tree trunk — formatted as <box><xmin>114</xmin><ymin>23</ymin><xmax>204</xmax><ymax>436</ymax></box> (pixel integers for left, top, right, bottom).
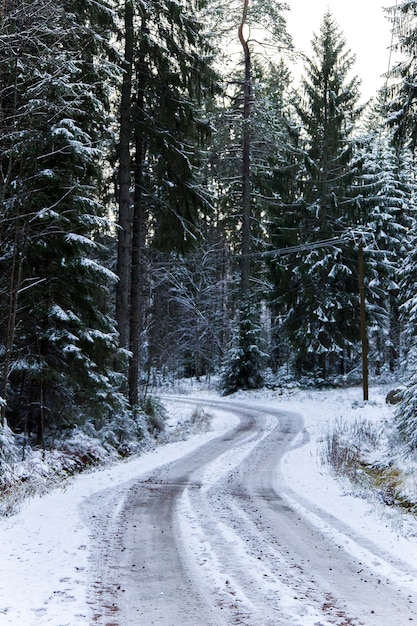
<box><xmin>116</xmin><ymin>0</ymin><xmax>134</xmax><ymax>352</ymax></box>
<box><xmin>389</xmin><ymin>289</ymin><xmax>400</xmax><ymax>372</ymax></box>
<box><xmin>1</xmin><ymin>235</ymin><xmax>22</xmax><ymax>425</ymax></box>
<box><xmin>128</xmin><ymin>23</ymin><xmax>147</xmax><ymax>407</ymax></box>
<box><xmin>239</xmin><ymin>0</ymin><xmax>251</xmax><ymax>296</ymax></box>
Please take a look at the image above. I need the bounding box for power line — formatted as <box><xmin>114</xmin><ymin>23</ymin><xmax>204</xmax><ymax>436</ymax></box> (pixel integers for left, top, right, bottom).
<box><xmin>241</xmin><ymin>231</ymin><xmax>372</xmax><ymax>259</ymax></box>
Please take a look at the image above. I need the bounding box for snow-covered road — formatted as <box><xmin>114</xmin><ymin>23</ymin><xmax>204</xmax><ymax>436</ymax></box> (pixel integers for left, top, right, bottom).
<box><xmin>82</xmin><ymin>396</ymin><xmax>417</xmax><ymax>626</ymax></box>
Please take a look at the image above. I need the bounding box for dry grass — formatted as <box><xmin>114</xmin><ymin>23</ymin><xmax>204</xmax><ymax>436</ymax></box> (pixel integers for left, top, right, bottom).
<box><xmin>159</xmin><ymin>407</ymin><xmax>213</xmax><ymax>443</ymax></box>
<box><xmin>320</xmin><ymin>417</ymin><xmax>417</xmax><ymax>514</ymax></box>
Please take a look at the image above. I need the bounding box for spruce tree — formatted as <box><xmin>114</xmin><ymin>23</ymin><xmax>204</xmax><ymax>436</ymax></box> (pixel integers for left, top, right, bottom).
<box><xmin>356</xmin><ymin>103</ymin><xmax>413</xmax><ymax>375</ymax></box>
<box><xmin>271</xmin><ymin>12</ymin><xmax>363</xmax><ymax>381</ymax></box>
<box><xmin>386</xmin><ymin>0</ymin><xmax>417</xmax><ymax>151</ymax></box>
<box><xmin>219</xmin><ymin>298</ymin><xmax>267</xmax><ymax>394</ymax></box>
<box><xmin>116</xmin><ymin>0</ymin><xmax>219</xmax><ymax>405</ymax></box>
<box><xmin>0</xmin><ymin>0</ymin><xmax>126</xmax><ymax>441</ymax></box>
<box><xmin>212</xmin><ymin>0</ymin><xmax>292</xmax><ymax>392</ymax></box>
<box><xmin>394</xmin><ymin>209</ymin><xmax>417</xmax><ymax>449</ymax></box>
<box><xmin>384</xmin><ymin>0</ymin><xmax>417</xmax><ymax>447</ymax></box>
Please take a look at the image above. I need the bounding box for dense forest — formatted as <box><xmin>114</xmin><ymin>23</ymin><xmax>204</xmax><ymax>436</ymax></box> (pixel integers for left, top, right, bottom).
<box><xmin>1</xmin><ymin>0</ymin><xmax>417</xmax><ymax>457</ymax></box>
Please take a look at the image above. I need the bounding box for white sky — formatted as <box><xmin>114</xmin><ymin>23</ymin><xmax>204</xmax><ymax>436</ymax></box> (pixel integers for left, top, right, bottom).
<box><xmin>286</xmin><ymin>0</ymin><xmax>395</xmax><ymax>101</ymax></box>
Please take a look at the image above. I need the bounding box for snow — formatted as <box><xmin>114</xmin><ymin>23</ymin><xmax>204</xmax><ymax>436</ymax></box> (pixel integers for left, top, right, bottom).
<box><xmin>79</xmin><ymin>258</ymin><xmax>118</xmax><ymax>282</ymax></box>
<box><xmin>1</xmin><ymin>385</ymin><xmax>416</xmax><ymax>624</ymax></box>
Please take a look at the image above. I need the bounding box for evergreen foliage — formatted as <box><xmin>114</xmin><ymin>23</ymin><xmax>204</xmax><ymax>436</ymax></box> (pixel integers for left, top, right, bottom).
<box><xmin>383</xmin><ymin>0</ymin><xmax>417</xmax><ymax>448</ymax></box>
<box><xmin>356</xmin><ymin>104</ymin><xmax>414</xmax><ymax>374</ymax></box>
<box><xmin>386</xmin><ymin>0</ymin><xmax>417</xmax><ymax>151</ymax></box>
<box><xmin>393</xmin><ymin>155</ymin><xmax>417</xmax><ymax>448</ymax></box>
<box><xmin>116</xmin><ymin>0</ymin><xmax>219</xmax><ymax>405</ymax></box>
<box><xmin>128</xmin><ymin>0</ymin><xmax>219</xmax><ymax>253</ymax></box>
<box><xmin>1</xmin><ymin>0</ymin><xmax>417</xmax><ymax>456</ymax></box>
<box><xmin>269</xmin><ymin>12</ymin><xmax>363</xmax><ymax>380</ymax></box>
<box><xmin>208</xmin><ymin>42</ymin><xmax>293</xmax><ymax>286</ymax></box>
<box><xmin>219</xmin><ymin>300</ymin><xmax>267</xmax><ymax>395</ymax></box>
<box><xmin>0</xmin><ymin>0</ymin><xmax>127</xmax><ymax>442</ymax></box>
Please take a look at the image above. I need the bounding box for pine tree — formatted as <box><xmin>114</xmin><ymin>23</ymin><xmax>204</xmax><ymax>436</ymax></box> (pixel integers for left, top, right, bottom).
<box><xmin>0</xmin><ymin>0</ymin><xmax>126</xmax><ymax>442</ymax></box>
<box><xmin>386</xmin><ymin>0</ymin><xmax>417</xmax><ymax>151</ymax></box>
<box><xmin>383</xmin><ymin>1</ymin><xmax>417</xmax><ymax>448</ymax></box>
<box><xmin>209</xmin><ymin>2</ymin><xmax>292</xmax><ymax>279</ymax></box>
<box><xmin>394</xmin><ymin>211</ymin><xmax>417</xmax><ymax>449</ymax></box>
<box><xmin>271</xmin><ymin>12</ymin><xmax>363</xmax><ymax>381</ymax></box>
<box><xmin>356</xmin><ymin>102</ymin><xmax>413</xmax><ymax>375</ymax></box>
<box><xmin>219</xmin><ymin>298</ymin><xmax>267</xmax><ymax>394</ymax></box>
<box><xmin>116</xmin><ymin>0</ymin><xmax>219</xmax><ymax>405</ymax></box>
<box><xmin>209</xmin><ymin>0</ymin><xmax>292</xmax><ymax>391</ymax></box>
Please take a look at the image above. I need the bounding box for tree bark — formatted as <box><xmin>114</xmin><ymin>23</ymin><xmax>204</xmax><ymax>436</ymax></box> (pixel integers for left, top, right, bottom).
<box><xmin>238</xmin><ymin>0</ymin><xmax>251</xmax><ymax>296</ymax></box>
<box><xmin>128</xmin><ymin>22</ymin><xmax>148</xmax><ymax>407</ymax></box>
<box><xmin>116</xmin><ymin>0</ymin><xmax>134</xmax><ymax>352</ymax></box>
<box><xmin>1</xmin><ymin>236</ymin><xmax>22</xmax><ymax>425</ymax></box>
<box><xmin>358</xmin><ymin>240</ymin><xmax>369</xmax><ymax>401</ymax></box>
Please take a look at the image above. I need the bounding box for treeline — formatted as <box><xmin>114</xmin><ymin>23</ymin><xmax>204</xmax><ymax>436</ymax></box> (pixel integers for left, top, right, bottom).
<box><xmin>1</xmin><ymin>0</ymin><xmax>417</xmax><ymax>449</ymax></box>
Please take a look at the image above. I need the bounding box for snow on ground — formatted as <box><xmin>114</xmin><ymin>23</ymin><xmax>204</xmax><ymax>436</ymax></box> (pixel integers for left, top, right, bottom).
<box><xmin>0</xmin><ymin>385</ymin><xmax>416</xmax><ymax>625</ymax></box>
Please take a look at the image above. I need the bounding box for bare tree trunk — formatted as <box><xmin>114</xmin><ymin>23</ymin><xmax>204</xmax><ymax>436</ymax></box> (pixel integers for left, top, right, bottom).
<box><xmin>238</xmin><ymin>0</ymin><xmax>251</xmax><ymax>296</ymax></box>
<box><xmin>389</xmin><ymin>289</ymin><xmax>400</xmax><ymax>372</ymax></box>
<box><xmin>0</xmin><ymin>54</ymin><xmax>20</xmax><ymax>425</ymax></box>
<box><xmin>116</xmin><ymin>0</ymin><xmax>134</xmax><ymax>352</ymax></box>
<box><xmin>1</xmin><ymin>236</ymin><xmax>22</xmax><ymax>425</ymax></box>
<box><xmin>128</xmin><ymin>23</ymin><xmax>147</xmax><ymax>407</ymax></box>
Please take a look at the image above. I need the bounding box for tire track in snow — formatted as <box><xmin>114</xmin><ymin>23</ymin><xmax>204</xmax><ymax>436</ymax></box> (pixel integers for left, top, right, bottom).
<box><xmin>84</xmin><ymin>397</ymin><xmax>417</xmax><ymax>625</ymax></box>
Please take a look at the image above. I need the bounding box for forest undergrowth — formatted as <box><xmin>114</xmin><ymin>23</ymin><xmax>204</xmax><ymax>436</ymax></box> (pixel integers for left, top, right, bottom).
<box><xmin>0</xmin><ymin>401</ymin><xmax>212</xmax><ymax>517</ymax></box>
<box><xmin>320</xmin><ymin>409</ymin><xmax>417</xmax><ymax>528</ymax></box>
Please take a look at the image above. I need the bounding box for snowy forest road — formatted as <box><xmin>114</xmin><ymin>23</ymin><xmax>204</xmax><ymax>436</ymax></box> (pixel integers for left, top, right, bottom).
<box><xmin>83</xmin><ymin>397</ymin><xmax>417</xmax><ymax>626</ymax></box>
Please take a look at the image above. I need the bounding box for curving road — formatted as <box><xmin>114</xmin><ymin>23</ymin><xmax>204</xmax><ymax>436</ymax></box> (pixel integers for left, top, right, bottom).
<box><xmin>82</xmin><ymin>397</ymin><xmax>417</xmax><ymax>626</ymax></box>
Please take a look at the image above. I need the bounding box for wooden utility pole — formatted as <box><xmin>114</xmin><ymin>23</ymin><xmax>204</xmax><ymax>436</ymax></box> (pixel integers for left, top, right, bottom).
<box><xmin>358</xmin><ymin>239</ymin><xmax>369</xmax><ymax>401</ymax></box>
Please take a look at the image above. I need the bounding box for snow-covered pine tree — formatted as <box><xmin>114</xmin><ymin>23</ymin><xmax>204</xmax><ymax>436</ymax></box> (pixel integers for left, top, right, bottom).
<box><xmin>382</xmin><ymin>1</ymin><xmax>417</xmax><ymax>447</ymax></box>
<box><xmin>208</xmin><ymin>3</ymin><xmax>292</xmax><ymax>272</ymax></box>
<box><xmin>356</xmin><ymin>102</ymin><xmax>414</xmax><ymax>375</ymax></box>
<box><xmin>208</xmin><ymin>0</ymin><xmax>292</xmax><ymax>391</ymax></box>
<box><xmin>116</xmin><ymin>0</ymin><xmax>219</xmax><ymax>405</ymax></box>
<box><xmin>0</xmin><ymin>0</ymin><xmax>127</xmax><ymax>443</ymax></box>
<box><xmin>386</xmin><ymin>0</ymin><xmax>417</xmax><ymax>151</ymax></box>
<box><xmin>394</xmin><ymin>209</ymin><xmax>417</xmax><ymax>449</ymax></box>
<box><xmin>273</xmin><ymin>11</ymin><xmax>363</xmax><ymax>381</ymax></box>
<box><xmin>219</xmin><ymin>298</ymin><xmax>267</xmax><ymax>395</ymax></box>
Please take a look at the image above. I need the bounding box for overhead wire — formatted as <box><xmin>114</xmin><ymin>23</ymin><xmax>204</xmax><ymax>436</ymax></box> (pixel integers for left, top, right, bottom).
<box><xmin>239</xmin><ymin>230</ymin><xmax>373</xmax><ymax>260</ymax></box>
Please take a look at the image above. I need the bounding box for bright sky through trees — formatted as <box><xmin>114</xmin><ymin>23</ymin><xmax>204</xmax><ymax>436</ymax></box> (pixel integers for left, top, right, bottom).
<box><xmin>286</xmin><ymin>0</ymin><xmax>394</xmax><ymax>101</ymax></box>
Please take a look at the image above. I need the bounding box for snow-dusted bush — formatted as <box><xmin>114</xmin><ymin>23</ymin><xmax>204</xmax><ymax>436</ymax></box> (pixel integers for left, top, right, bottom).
<box><xmin>98</xmin><ymin>411</ymin><xmax>150</xmax><ymax>456</ymax></box>
<box><xmin>61</xmin><ymin>397</ymin><xmax>166</xmax><ymax>458</ymax></box>
<box><xmin>321</xmin><ymin>418</ymin><xmax>382</xmax><ymax>480</ymax></box>
<box><xmin>321</xmin><ymin>415</ymin><xmax>417</xmax><ymax>513</ymax></box>
<box><xmin>0</xmin><ymin>396</ymin><xmax>168</xmax><ymax>516</ymax></box>
<box><xmin>0</xmin><ymin>421</ymin><xmax>18</xmax><ymax>467</ymax></box>
<box><xmin>159</xmin><ymin>406</ymin><xmax>212</xmax><ymax>443</ymax></box>
<box><xmin>0</xmin><ymin>421</ymin><xmax>20</xmax><ymax>515</ymax></box>
<box><xmin>140</xmin><ymin>396</ymin><xmax>167</xmax><ymax>434</ymax></box>
<box><xmin>56</xmin><ymin>426</ymin><xmax>110</xmax><ymax>467</ymax></box>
